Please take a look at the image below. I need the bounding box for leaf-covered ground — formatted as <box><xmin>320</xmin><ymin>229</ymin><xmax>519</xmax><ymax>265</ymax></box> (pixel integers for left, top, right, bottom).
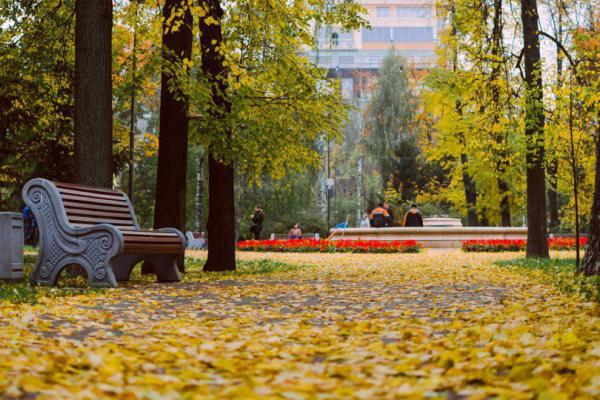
<box><xmin>1</xmin><ymin>250</ymin><xmax>598</xmax><ymax>399</ymax></box>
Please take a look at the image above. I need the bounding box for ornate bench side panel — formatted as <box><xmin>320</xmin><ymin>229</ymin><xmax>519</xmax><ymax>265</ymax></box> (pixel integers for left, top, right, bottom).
<box><xmin>22</xmin><ymin>179</ymin><xmax>124</xmax><ymax>288</ymax></box>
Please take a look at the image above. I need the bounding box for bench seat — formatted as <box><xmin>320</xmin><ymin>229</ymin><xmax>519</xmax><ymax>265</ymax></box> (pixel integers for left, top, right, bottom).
<box><xmin>23</xmin><ymin>178</ymin><xmax>186</xmax><ymax>287</ymax></box>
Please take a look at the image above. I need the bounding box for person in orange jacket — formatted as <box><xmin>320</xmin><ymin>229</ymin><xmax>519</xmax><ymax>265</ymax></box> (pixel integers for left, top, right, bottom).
<box><xmin>369</xmin><ymin>203</ymin><xmax>389</xmax><ymax>228</ymax></box>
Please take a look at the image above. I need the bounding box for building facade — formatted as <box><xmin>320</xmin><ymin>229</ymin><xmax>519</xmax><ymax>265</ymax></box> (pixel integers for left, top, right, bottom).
<box><xmin>308</xmin><ymin>0</ymin><xmax>439</xmax><ymax>101</ymax></box>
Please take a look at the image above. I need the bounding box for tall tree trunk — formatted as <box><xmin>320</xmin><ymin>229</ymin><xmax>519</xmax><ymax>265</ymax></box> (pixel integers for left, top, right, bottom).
<box><xmin>547</xmin><ymin>158</ymin><xmax>559</xmax><ymax>231</ymax></box>
<box><xmin>461</xmin><ymin>152</ymin><xmax>479</xmax><ymax>226</ymax></box>
<box><xmin>145</xmin><ymin>0</ymin><xmax>192</xmax><ymax>274</ymax></box>
<box><xmin>490</xmin><ymin>0</ymin><xmax>511</xmax><ymax>226</ymax></box>
<box><xmin>195</xmin><ymin>153</ymin><xmax>204</xmax><ymax>232</ymax></box>
<box><xmin>451</xmin><ymin>4</ymin><xmax>478</xmax><ymax>227</ymax></box>
<box><xmin>128</xmin><ymin>1</ymin><xmax>138</xmax><ymax>201</ymax></box>
<box><xmin>200</xmin><ymin>0</ymin><xmax>236</xmax><ymax>271</ymax></box>
<box><xmin>521</xmin><ymin>0</ymin><xmax>549</xmax><ymax>257</ymax></box>
<box><xmin>580</xmin><ymin>115</ymin><xmax>600</xmax><ymax>275</ymax></box>
<box><xmin>74</xmin><ymin>0</ymin><xmax>113</xmax><ymax>188</ymax></box>
<box><xmin>153</xmin><ymin>0</ymin><xmax>192</xmax><ymax>232</ymax></box>
<box><xmin>547</xmin><ymin>5</ymin><xmax>563</xmax><ymax>233</ymax></box>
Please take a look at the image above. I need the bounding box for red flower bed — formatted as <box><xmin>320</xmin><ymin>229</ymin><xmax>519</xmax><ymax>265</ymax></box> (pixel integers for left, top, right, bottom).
<box><xmin>462</xmin><ymin>237</ymin><xmax>588</xmax><ymax>252</ymax></box>
<box><xmin>549</xmin><ymin>237</ymin><xmax>587</xmax><ymax>250</ymax></box>
<box><xmin>237</xmin><ymin>239</ymin><xmax>422</xmax><ymax>253</ymax></box>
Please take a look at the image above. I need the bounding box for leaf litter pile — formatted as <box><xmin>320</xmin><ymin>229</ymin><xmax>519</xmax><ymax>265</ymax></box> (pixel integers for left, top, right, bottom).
<box><xmin>0</xmin><ymin>250</ymin><xmax>598</xmax><ymax>399</ymax></box>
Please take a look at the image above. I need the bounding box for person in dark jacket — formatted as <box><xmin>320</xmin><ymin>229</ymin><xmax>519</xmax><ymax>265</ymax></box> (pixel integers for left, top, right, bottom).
<box><xmin>370</xmin><ymin>203</ymin><xmax>390</xmax><ymax>228</ymax></box>
<box><xmin>383</xmin><ymin>202</ymin><xmax>394</xmax><ymax>227</ymax></box>
<box><xmin>403</xmin><ymin>204</ymin><xmax>424</xmax><ymax>227</ymax></box>
<box><xmin>250</xmin><ymin>206</ymin><xmax>265</xmax><ymax>239</ymax></box>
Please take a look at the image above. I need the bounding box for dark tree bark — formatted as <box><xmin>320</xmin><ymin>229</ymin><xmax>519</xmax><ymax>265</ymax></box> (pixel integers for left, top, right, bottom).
<box><xmin>199</xmin><ymin>0</ymin><xmax>236</xmax><ymax>271</ymax></box>
<box><xmin>74</xmin><ymin>0</ymin><xmax>113</xmax><ymax>188</ymax></box>
<box><xmin>490</xmin><ymin>0</ymin><xmax>511</xmax><ymax>226</ymax></box>
<box><xmin>128</xmin><ymin>1</ymin><xmax>139</xmax><ymax>201</ymax></box>
<box><xmin>521</xmin><ymin>0</ymin><xmax>549</xmax><ymax>257</ymax></box>
<box><xmin>143</xmin><ymin>0</ymin><xmax>192</xmax><ymax>274</ymax></box>
<box><xmin>195</xmin><ymin>153</ymin><xmax>205</xmax><ymax>232</ymax></box>
<box><xmin>547</xmin><ymin>7</ymin><xmax>563</xmax><ymax>233</ymax></box>
<box><xmin>581</xmin><ymin>118</ymin><xmax>600</xmax><ymax>275</ymax></box>
<box><xmin>153</xmin><ymin>0</ymin><xmax>192</xmax><ymax>231</ymax></box>
<box><xmin>451</xmin><ymin>4</ymin><xmax>478</xmax><ymax>227</ymax></box>
<box><xmin>547</xmin><ymin>158</ymin><xmax>560</xmax><ymax>232</ymax></box>
<box><xmin>461</xmin><ymin>152</ymin><xmax>479</xmax><ymax>226</ymax></box>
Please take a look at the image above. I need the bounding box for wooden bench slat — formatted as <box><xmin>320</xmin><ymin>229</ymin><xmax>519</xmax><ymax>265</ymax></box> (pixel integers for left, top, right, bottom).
<box><xmin>65</xmin><ymin>208</ymin><xmax>134</xmax><ymax>219</ymax></box>
<box><xmin>63</xmin><ymin>201</ymin><xmax>131</xmax><ymax>212</ymax></box>
<box><xmin>122</xmin><ymin>231</ymin><xmax>178</xmax><ymax>238</ymax></box>
<box><xmin>58</xmin><ymin>187</ymin><xmax>128</xmax><ymax>201</ymax></box>
<box><xmin>123</xmin><ymin>244</ymin><xmax>181</xmax><ymax>252</ymax></box>
<box><xmin>124</xmin><ymin>237</ymin><xmax>182</xmax><ymax>244</ymax></box>
<box><xmin>55</xmin><ymin>182</ymin><xmax>123</xmax><ymax>195</ymax></box>
<box><xmin>68</xmin><ymin>216</ymin><xmax>135</xmax><ymax>225</ymax></box>
<box><xmin>60</xmin><ymin>194</ymin><xmax>128</xmax><ymax>207</ymax></box>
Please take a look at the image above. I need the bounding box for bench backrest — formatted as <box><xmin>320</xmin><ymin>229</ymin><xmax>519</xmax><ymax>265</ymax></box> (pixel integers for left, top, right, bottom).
<box><xmin>53</xmin><ymin>182</ymin><xmax>139</xmax><ymax>231</ymax></box>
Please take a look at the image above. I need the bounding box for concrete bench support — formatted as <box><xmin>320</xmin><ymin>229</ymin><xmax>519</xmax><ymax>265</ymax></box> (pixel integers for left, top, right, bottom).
<box><xmin>0</xmin><ymin>213</ymin><xmax>25</xmax><ymax>281</ymax></box>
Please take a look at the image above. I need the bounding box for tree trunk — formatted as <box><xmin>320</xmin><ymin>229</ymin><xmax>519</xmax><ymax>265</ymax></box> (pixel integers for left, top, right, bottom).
<box><xmin>547</xmin><ymin>7</ymin><xmax>562</xmax><ymax>233</ymax></box>
<box><xmin>461</xmin><ymin>153</ymin><xmax>479</xmax><ymax>226</ymax></box>
<box><xmin>490</xmin><ymin>0</ymin><xmax>511</xmax><ymax>227</ymax></box>
<box><xmin>580</xmin><ymin>119</ymin><xmax>600</xmax><ymax>275</ymax></box>
<box><xmin>199</xmin><ymin>0</ymin><xmax>236</xmax><ymax>271</ymax></box>
<box><xmin>143</xmin><ymin>0</ymin><xmax>192</xmax><ymax>274</ymax></box>
<box><xmin>153</xmin><ymin>0</ymin><xmax>192</xmax><ymax>233</ymax></box>
<box><xmin>74</xmin><ymin>0</ymin><xmax>113</xmax><ymax>188</ymax></box>
<box><xmin>547</xmin><ymin>158</ymin><xmax>560</xmax><ymax>232</ymax></box>
<box><xmin>195</xmin><ymin>153</ymin><xmax>204</xmax><ymax>232</ymax></box>
<box><xmin>128</xmin><ymin>2</ymin><xmax>138</xmax><ymax>201</ymax></box>
<box><xmin>521</xmin><ymin>0</ymin><xmax>549</xmax><ymax>257</ymax></box>
<box><xmin>498</xmin><ymin>177</ymin><xmax>511</xmax><ymax>226</ymax></box>
<box><xmin>451</xmin><ymin>5</ymin><xmax>478</xmax><ymax>228</ymax></box>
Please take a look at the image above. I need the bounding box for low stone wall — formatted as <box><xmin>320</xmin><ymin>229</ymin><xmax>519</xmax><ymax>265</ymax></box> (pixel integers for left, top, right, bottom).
<box><xmin>329</xmin><ymin>227</ymin><xmax>528</xmax><ymax>248</ymax></box>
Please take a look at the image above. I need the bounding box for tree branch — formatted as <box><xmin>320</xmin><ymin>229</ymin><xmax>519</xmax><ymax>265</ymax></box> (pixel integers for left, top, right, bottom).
<box><xmin>538</xmin><ymin>30</ymin><xmax>577</xmax><ymax>70</ymax></box>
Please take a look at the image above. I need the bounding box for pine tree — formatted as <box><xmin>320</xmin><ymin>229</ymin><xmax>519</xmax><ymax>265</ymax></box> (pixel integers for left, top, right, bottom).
<box><xmin>365</xmin><ymin>49</ymin><xmax>420</xmax><ymax>201</ymax></box>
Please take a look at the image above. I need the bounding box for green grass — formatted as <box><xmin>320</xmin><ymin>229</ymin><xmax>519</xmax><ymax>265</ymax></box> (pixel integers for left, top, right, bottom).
<box><xmin>496</xmin><ymin>257</ymin><xmax>600</xmax><ymax>302</ymax></box>
<box><xmin>1</xmin><ymin>253</ymin><xmax>309</xmax><ymax>304</ymax></box>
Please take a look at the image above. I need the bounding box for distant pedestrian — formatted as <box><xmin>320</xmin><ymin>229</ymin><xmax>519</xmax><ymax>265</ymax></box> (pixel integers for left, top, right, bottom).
<box><xmin>383</xmin><ymin>202</ymin><xmax>394</xmax><ymax>226</ymax></box>
<box><xmin>359</xmin><ymin>213</ymin><xmax>371</xmax><ymax>228</ymax></box>
<box><xmin>403</xmin><ymin>204</ymin><xmax>424</xmax><ymax>227</ymax></box>
<box><xmin>250</xmin><ymin>206</ymin><xmax>264</xmax><ymax>240</ymax></box>
<box><xmin>369</xmin><ymin>203</ymin><xmax>390</xmax><ymax>228</ymax></box>
<box><xmin>23</xmin><ymin>205</ymin><xmax>38</xmax><ymax>246</ymax></box>
<box><xmin>288</xmin><ymin>223</ymin><xmax>303</xmax><ymax>239</ymax></box>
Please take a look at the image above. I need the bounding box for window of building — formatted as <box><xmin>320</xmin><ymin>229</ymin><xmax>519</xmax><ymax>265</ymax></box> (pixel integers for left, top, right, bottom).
<box><xmin>396</xmin><ymin>7</ymin><xmax>431</xmax><ymax>18</ymax></box>
<box><xmin>341</xmin><ymin>78</ymin><xmax>354</xmax><ymax>99</ymax></box>
<box><xmin>392</xmin><ymin>27</ymin><xmax>434</xmax><ymax>42</ymax></box>
<box><xmin>331</xmin><ymin>32</ymin><xmax>339</xmax><ymax>47</ymax></box>
<box><xmin>376</xmin><ymin>6</ymin><xmax>391</xmax><ymax>17</ymax></box>
<box><xmin>362</xmin><ymin>27</ymin><xmax>392</xmax><ymax>42</ymax></box>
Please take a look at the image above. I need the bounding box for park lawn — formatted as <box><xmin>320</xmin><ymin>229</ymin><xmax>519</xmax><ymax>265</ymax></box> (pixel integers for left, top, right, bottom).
<box><xmin>0</xmin><ymin>250</ymin><xmax>598</xmax><ymax>399</ymax></box>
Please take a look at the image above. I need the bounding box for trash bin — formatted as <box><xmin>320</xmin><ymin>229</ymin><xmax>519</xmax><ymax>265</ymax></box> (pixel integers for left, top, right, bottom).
<box><xmin>0</xmin><ymin>212</ymin><xmax>25</xmax><ymax>281</ymax></box>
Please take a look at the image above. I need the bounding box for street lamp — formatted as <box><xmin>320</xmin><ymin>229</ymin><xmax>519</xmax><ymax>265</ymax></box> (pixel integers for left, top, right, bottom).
<box><xmin>326</xmin><ymin>176</ymin><xmax>334</xmax><ymax>232</ymax></box>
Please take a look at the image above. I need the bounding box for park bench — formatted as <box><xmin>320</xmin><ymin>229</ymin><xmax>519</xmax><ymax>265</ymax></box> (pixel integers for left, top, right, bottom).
<box><xmin>22</xmin><ymin>178</ymin><xmax>186</xmax><ymax>288</ymax></box>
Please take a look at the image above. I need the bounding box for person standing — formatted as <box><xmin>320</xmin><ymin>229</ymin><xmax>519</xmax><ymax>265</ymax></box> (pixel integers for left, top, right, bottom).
<box><xmin>403</xmin><ymin>204</ymin><xmax>424</xmax><ymax>227</ymax></box>
<box><xmin>359</xmin><ymin>213</ymin><xmax>371</xmax><ymax>228</ymax></box>
<box><xmin>250</xmin><ymin>206</ymin><xmax>264</xmax><ymax>240</ymax></box>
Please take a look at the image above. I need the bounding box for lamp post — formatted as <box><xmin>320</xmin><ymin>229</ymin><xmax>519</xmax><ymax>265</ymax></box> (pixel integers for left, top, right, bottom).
<box><xmin>326</xmin><ymin>176</ymin><xmax>334</xmax><ymax>232</ymax></box>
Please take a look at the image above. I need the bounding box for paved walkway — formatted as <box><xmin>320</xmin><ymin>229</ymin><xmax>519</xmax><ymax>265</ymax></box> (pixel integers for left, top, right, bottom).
<box><xmin>0</xmin><ymin>250</ymin><xmax>598</xmax><ymax>399</ymax></box>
